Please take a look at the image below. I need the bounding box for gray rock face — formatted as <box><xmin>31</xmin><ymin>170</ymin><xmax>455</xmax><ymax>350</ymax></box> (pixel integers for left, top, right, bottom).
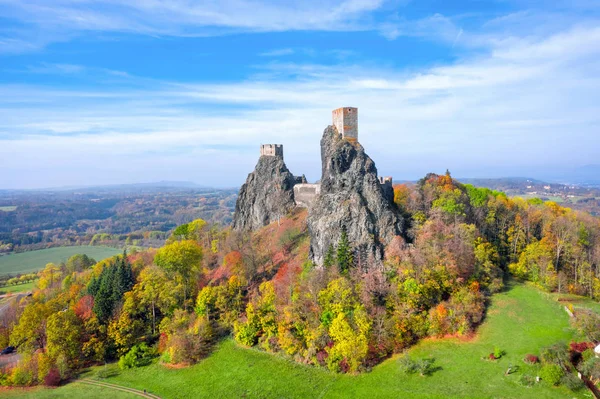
<box><xmin>232</xmin><ymin>155</ymin><xmax>298</xmax><ymax>231</ymax></box>
<box><xmin>307</xmin><ymin>126</ymin><xmax>403</xmax><ymax>266</ymax></box>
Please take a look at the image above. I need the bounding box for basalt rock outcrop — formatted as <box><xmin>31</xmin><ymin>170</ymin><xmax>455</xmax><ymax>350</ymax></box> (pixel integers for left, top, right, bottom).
<box><xmin>232</xmin><ymin>108</ymin><xmax>403</xmax><ymax>267</ymax></box>
<box><xmin>307</xmin><ymin>126</ymin><xmax>404</xmax><ymax>266</ymax></box>
<box><xmin>232</xmin><ymin>153</ymin><xmax>299</xmax><ymax>231</ymax></box>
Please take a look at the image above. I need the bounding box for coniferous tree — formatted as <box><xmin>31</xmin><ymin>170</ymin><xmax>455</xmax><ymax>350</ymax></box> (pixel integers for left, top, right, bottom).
<box><xmin>336</xmin><ymin>227</ymin><xmax>353</xmax><ymax>273</ymax></box>
<box><xmin>324</xmin><ymin>245</ymin><xmax>336</xmax><ymax>269</ymax></box>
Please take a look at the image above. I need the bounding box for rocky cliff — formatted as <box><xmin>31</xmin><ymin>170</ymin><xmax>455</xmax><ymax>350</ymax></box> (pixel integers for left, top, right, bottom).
<box><xmin>307</xmin><ymin>126</ymin><xmax>404</xmax><ymax>266</ymax></box>
<box><xmin>232</xmin><ymin>155</ymin><xmax>298</xmax><ymax>231</ymax></box>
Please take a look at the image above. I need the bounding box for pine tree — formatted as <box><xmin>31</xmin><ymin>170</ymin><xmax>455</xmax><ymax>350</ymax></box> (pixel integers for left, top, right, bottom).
<box><xmin>324</xmin><ymin>245</ymin><xmax>336</xmax><ymax>269</ymax></box>
<box><xmin>336</xmin><ymin>227</ymin><xmax>353</xmax><ymax>273</ymax></box>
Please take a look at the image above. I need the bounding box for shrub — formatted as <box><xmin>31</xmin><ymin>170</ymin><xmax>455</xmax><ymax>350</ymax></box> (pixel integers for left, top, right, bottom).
<box><xmin>493</xmin><ymin>347</ymin><xmax>504</xmax><ymax>359</ymax></box>
<box><xmin>571</xmin><ymin>310</ymin><xmax>600</xmax><ymax>342</ymax></box>
<box><xmin>540</xmin><ymin>343</ymin><xmax>569</xmax><ymax>369</ymax></box>
<box><xmin>580</xmin><ymin>357</ymin><xmax>600</xmax><ymax>380</ymax></box>
<box><xmin>118</xmin><ymin>343</ymin><xmax>156</xmax><ymax>370</ymax></box>
<box><xmin>96</xmin><ymin>367</ymin><xmax>119</xmax><ymax>379</ymax></box>
<box><xmin>519</xmin><ymin>374</ymin><xmax>536</xmax><ymax>387</ymax></box>
<box><xmin>523</xmin><ymin>354</ymin><xmax>539</xmax><ymax>364</ymax></box>
<box><xmin>540</xmin><ymin>364</ymin><xmax>564</xmax><ymax>386</ymax></box>
<box><xmin>9</xmin><ymin>366</ymin><xmax>33</xmax><ymax>387</ymax></box>
<box><xmin>399</xmin><ymin>355</ymin><xmax>437</xmax><ymax>376</ymax></box>
<box><xmin>582</xmin><ymin>348</ymin><xmax>595</xmax><ymax>362</ymax></box>
<box><xmin>43</xmin><ymin>368</ymin><xmax>61</xmax><ymax>387</ymax></box>
<box><xmin>560</xmin><ymin>372</ymin><xmax>584</xmax><ymax>391</ymax></box>
<box><xmin>414</xmin><ymin>358</ymin><xmax>437</xmax><ymax>376</ymax></box>
<box><xmin>399</xmin><ymin>355</ymin><xmax>417</xmax><ymax>374</ymax></box>
<box><xmin>569</xmin><ymin>342</ymin><xmax>592</xmax><ymax>353</ymax></box>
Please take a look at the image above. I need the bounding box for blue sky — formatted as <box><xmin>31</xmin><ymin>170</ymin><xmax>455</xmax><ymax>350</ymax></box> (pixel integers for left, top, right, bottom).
<box><xmin>0</xmin><ymin>0</ymin><xmax>599</xmax><ymax>189</ymax></box>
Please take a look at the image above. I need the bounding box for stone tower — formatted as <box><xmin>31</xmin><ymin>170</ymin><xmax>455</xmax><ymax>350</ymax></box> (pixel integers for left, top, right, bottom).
<box><xmin>260</xmin><ymin>144</ymin><xmax>283</xmax><ymax>158</ymax></box>
<box><xmin>332</xmin><ymin>107</ymin><xmax>358</xmax><ymax>142</ymax></box>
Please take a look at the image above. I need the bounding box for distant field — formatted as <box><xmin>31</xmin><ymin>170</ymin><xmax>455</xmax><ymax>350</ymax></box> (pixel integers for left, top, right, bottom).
<box><xmin>18</xmin><ymin>283</ymin><xmax>585</xmax><ymax>399</ymax></box>
<box><xmin>0</xmin><ymin>246</ymin><xmax>121</xmax><ymax>275</ymax></box>
<box><xmin>0</xmin><ymin>206</ymin><xmax>17</xmax><ymax>212</ymax></box>
<box><xmin>0</xmin><ymin>281</ymin><xmax>35</xmax><ymax>295</ymax></box>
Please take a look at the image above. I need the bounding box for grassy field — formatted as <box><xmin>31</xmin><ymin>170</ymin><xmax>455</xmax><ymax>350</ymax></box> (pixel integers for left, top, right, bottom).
<box><xmin>0</xmin><ymin>247</ymin><xmax>121</xmax><ymax>275</ymax></box>
<box><xmin>548</xmin><ymin>291</ymin><xmax>600</xmax><ymax>315</ymax></box>
<box><xmin>0</xmin><ymin>384</ymin><xmax>139</xmax><ymax>398</ymax></box>
<box><xmin>0</xmin><ymin>281</ymin><xmax>36</xmax><ymax>295</ymax></box>
<box><xmin>13</xmin><ymin>282</ymin><xmax>587</xmax><ymax>399</ymax></box>
<box><xmin>0</xmin><ymin>206</ymin><xmax>17</xmax><ymax>212</ymax></box>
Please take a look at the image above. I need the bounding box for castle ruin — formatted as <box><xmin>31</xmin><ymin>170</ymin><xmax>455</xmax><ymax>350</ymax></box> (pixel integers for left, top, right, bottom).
<box><xmin>241</xmin><ymin>108</ymin><xmax>395</xmax><ymax>215</ymax></box>
<box><xmin>260</xmin><ymin>144</ymin><xmax>283</xmax><ymax>157</ymax></box>
<box><xmin>332</xmin><ymin>107</ymin><xmax>358</xmax><ymax>142</ymax></box>
<box><xmin>290</xmin><ymin>108</ymin><xmax>392</xmax><ymax>208</ymax></box>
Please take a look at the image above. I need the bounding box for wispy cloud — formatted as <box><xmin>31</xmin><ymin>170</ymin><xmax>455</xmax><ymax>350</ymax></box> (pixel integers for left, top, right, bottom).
<box><xmin>259</xmin><ymin>48</ymin><xmax>295</xmax><ymax>57</ymax></box>
<box><xmin>1</xmin><ymin>21</ymin><xmax>599</xmax><ymax>188</ymax></box>
<box><xmin>26</xmin><ymin>63</ymin><xmax>85</xmax><ymax>74</ymax></box>
<box><xmin>0</xmin><ymin>0</ymin><xmax>386</xmax><ymax>52</ymax></box>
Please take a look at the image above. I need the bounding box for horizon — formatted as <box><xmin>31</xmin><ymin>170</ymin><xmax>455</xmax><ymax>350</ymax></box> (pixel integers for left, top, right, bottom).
<box><xmin>1</xmin><ymin>1</ymin><xmax>599</xmax><ymax>189</ymax></box>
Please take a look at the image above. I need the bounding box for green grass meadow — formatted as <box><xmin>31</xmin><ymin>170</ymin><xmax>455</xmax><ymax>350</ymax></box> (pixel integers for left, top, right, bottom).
<box><xmin>0</xmin><ymin>206</ymin><xmax>17</xmax><ymax>212</ymax></box>
<box><xmin>0</xmin><ymin>246</ymin><xmax>122</xmax><ymax>275</ymax></box>
<box><xmin>0</xmin><ymin>384</ymin><xmax>139</xmax><ymax>398</ymax></box>
<box><xmin>0</xmin><ymin>281</ymin><xmax>36</xmax><ymax>295</ymax></box>
<box><xmin>7</xmin><ymin>283</ymin><xmax>588</xmax><ymax>399</ymax></box>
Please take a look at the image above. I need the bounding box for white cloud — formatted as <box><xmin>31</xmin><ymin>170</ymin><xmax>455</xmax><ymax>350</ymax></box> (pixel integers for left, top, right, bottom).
<box><xmin>259</xmin><ymin>48</ymin><xmax>295</xmax><ymax>57</ymax></box>
<box><xmin>1</xmin><ymin>22</ymin><xmax>599</xmax><ymax>188</ymax></box>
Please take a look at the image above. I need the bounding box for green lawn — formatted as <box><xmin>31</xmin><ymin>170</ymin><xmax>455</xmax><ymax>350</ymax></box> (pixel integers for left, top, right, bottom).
<box><xmin>0</xmin><ymin>384</ymin><xmax>139</xmax><ymax>398</ymax></box>
<box><xmin>0</xmin><ymin>247</ymin><xmax>122</xmax><ymax>275</ymax></box>
<box><xmin>0</xmin><ymin>281</ymin><xmax>36</xmax><ymax>295</ymax></box>
<box><xmin>548</xmin><ymin>291</ymin><xmax>600</xmax><ymax>315</ymax></box>
<box><xmin>17</xmin><ymin>282</ymin><xmax>587</xmax><ymax>399</ymax></box>
<box><xmin>0</xmin><ymin>206</ymin><xmax>17</xmax><ymax>212</ymax></box>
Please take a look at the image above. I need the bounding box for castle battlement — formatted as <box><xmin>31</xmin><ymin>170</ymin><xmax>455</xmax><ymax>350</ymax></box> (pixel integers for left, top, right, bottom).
<box><xmin>332</xmin><ymin>107</ymin><xmax>358</xmax><ymax>142</ymax></box>
<box><xmin>379</xmin><ymin>176</ymin><xmax>393</xmax><ymax>186</ymax></box>
<box><xmin>260</xmin><ymin>144</ymin><xmax>283</xmax><ymax>158</ymax></box>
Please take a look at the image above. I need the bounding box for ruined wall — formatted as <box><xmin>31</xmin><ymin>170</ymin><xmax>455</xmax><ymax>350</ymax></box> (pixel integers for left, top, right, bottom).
<box><xmin>379</xmin><ymin>176</ymin><xmax>394</xmax><ymax>203</ymax></box>
<box><xmin>332</xmin><ymin>107</ymin><xmax>358</xmax><ymax>142</ymax></box>
<box><xmin>293</xmin><ymin>183</ymin><xmax>321</xmax><ymax>208</ymax></box>
<box><xmin>260</xmin><ymin>144</ymin><xmax>284</xmax><ymax>157</ymax></box>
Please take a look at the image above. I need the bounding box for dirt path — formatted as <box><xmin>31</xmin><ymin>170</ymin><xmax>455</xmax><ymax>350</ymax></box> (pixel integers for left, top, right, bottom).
<box><xmin>76</xmin><ymin>378</ymin><xmax>162</xmax><ymax>399</ymax></box>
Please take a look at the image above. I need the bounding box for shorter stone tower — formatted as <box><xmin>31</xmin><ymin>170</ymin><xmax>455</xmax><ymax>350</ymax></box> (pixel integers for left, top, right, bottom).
<box><xmin>260</xmin><ymin>144</ymin><xmax>283</xmax><ymax>158</ymax></box>
<box><xmin>332</xmin><ymin>107</ymin><xmax>358</xmax><ymax>142</ymax></box>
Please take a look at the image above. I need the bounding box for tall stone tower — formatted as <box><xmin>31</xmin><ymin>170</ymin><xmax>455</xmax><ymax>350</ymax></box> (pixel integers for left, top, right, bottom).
<box><xmin>260</xmin><ymin>144</ymin><xmax>283</xmax><ymax>158</ymax></box>
<box><xmin>332</xmin><ymin>107</ymin><xmax>358</xmax><ymax>142</ymax></box>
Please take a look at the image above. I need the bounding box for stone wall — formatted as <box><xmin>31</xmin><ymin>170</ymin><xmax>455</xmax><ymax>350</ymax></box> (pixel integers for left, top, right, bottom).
<box><xmin>260</xmin><ymin>144</ymin><xmax>284</xmax><ymax>157</ymax></box>
<box><xmin>332</xmin><ymin>107</ymin><xmax>358</xmax><ymax>142</ymax></box>
<box><xmin>293</xmin><ymin>183</ymin><xmax>321</xmax><ymax>208</ymax></box>
<box><xmin>379</xmin><ymin>176</ymin><xmax>394</xmax><ymax>203</ymax></box>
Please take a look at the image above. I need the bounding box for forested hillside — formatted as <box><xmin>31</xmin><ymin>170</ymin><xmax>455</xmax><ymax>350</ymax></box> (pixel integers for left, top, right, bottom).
<box><xmin>1</xmin><ymin>172</ymin><xmax>599</xmax><ymax>392</ymax></box>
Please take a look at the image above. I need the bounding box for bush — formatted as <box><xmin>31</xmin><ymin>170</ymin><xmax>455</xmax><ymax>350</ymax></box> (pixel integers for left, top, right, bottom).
<box><xmin>493</xmin><ymin>347</ymin><xmax>504</xmax><ymax>359</ymax></box>
<box><xmin>572</xmin><ymin>310</ymin><xmax>600</xmax><ymax>342</ymax></box>
<box><xmin>580</xmin><ymin>357</ymin><xmax>600</xmax><ymax>380</ymax></box>
<box><xmin>96</xmin><ymin>367</ymin><xmax>120</xmax><ymax>379</ymax></box>
<box><xmin>43</xmin><ymin>368</ymin><xmax>61</xmax><ymax>387</ymax></box>
<box><xmin>523</xmin><ymin>354</ymin><xmax>539</xmax><ymax>364</ymax></box>
<box><xmin>540</xmin><ymin>343</ymin><xmax>569</xmax><ymax>369</ymax></box>
<box><xmin>399</xmin><ymin>355</ymin><xmax>437</xmax><ymax>376</ymax></box>
<box><xmin>118</xmin><ymin>343</ymin><xmax>156</xmax><ymax>370</ymax></box>
<box><xmin>399</xmin><ymin>355</ymin><xmax>417</xmax><ymax>374</ymax></box>
<box><xmin>518</xmin><ymin>374</ymin><xmax>536</xmax><ymax>387</ymax></box>
<box><xmin>540</xmin><ymin>364</ymin><xmax>564</xmax><ymax>386</ymax></box>
<box><xmin>582</xmin><ymin>348</ymin><xmax>595</xmax><ymax>362</ymax></box>
<box><xmin>560</xmin><ymin>372</ymin><xmax>584</xmax><ymax>391</ymax></box>
<box><xmin>9</xmin><ymin>366</ymin><xmax>33</xmax><ymax>387</ymax></box>
<box><xmin>569</xmin><ymin>342</ymin><xmax>592</xmax><ymax>353</ymax></box>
